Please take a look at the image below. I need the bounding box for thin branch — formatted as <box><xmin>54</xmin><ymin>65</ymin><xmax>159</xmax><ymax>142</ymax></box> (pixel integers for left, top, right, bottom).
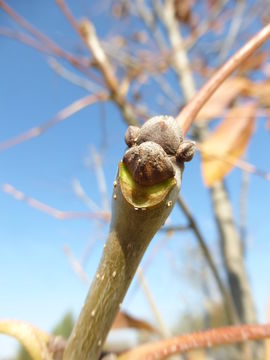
<box><xmin>79</xmin><ymin>19</ymin><xmax>139</xmax><ymax>126</ymax></box>
<box><xmin>0</xmin><ymin>92</ymin><xmax>107</xmax><ymax>152</ymax></box>
<box><xmin>72</xmin><ymin>179</ymin><xmax>101</xmax><ymax>212</ymax></box>
<box><xmin>177</xmin><ymin>196</ymin><xmax>239</xmax><ymax>325</ymax></box>
<box><xmin>218</xmin><ymin>0</ymin><xmax>245</xmax><ymax>63</ymax></box>
<box><xmin>137</xmin><ymin>267</ymin><xmax>171</xmax><ymax>338</ymax></box>
<box><xmin>126</xmin><ymin>231</ymin><xmax>174</xmax><ymax>303</ymax></box>
<box><xmin>0</xmin><ymin>0</ymin><xmax>88</xmax><ymax>68</ymax></box>
<box><xmin>159</xmin><ymin>225</ymin><xmax>190</xmax><ymax>232</ymax></box>
<box><xmin>135</xmin><ymin>0</ymin><xmax>167</xmax><ymax>50</ymax></box>
<box><xmin>119</xmin><ymin>323</ymin><xmax>270</xmax><ymax>360</ymax></box>
<box><xmin>239</xmin><ymin>170</ymin><xmax>249</xmax><ymax>256</ymax></box>
<box><xmin>177</xmin><ymin>23</ymin><xmax>270</xmax><ymax>134</ymax></box>
<box><xmin>0</xmin><ymin>27</ymin><xmax>50</xmax><ymax>54</ymax></box>
<box><xmin>57</xmin><ymin>0</ymin><xmax>140</xmax><ymax>126</ymax></box>
<box><xmin>48</xmin><ymin>58</ymin><xmax>103</xmax><ymax>93</ymax></box>
<box><xmin>90</xmin><ymin>146</ymin><xmax>110</xmax><ymax>212</ymax></box>
<box><xmin>2</xmin><ymin>183</ymin><xmax>110</xmax><ymax>221</ymax></box>
<box><xmin>64</xmin><ymin>245</ymin><xmax>91</xmax><ymax>286</ymax></box>
<box><xmin>55</xmin><ymin>0</ymin><xmax>82</xmax><ymax>36</ymax></box>
<box><xmin>185</xmin><ymin>0</ymin><xmax>229</xmax><ymax>51</ymax></box>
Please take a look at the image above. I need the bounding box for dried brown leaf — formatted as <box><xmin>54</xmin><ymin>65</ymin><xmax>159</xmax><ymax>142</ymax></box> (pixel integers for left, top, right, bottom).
<box><xmin>201</xmin><ymin>104</ymin><xmax>257</xmax><ymax>186</ymax></box>
<box><xmin>112</xmin><ymin>311</ymin><xmax>157</xmax><ymax>333</ymax></box>
<box><xmin>195</xmin><ymin>77</ymin><xmax>249</xmax><ymax>122</ymax></box>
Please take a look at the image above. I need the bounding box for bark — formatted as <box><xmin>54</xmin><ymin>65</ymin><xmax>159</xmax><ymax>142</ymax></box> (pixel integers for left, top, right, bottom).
<box><xmin>63</xmin><ymin>120</ymin><xmax>186</xmax><ymax>359</ymax></box>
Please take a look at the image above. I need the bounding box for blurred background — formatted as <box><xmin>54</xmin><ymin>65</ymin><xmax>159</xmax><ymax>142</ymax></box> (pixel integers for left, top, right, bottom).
<box><xmin>1</xmin><ymin>1</ymin><xmax>270</xmax><ymax>359</ymax></box>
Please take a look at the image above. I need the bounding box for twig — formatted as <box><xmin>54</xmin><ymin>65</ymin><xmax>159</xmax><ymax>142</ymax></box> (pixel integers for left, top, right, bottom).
<box><xmin>57</xmin><ymin>0</ymin><xmax>140</xmax><ymax>126</ymax></box>
<box><xmin>0</xmin><ymin>27</ymin><xmax>50</xmax><ymax>54</ymax></box>
<box><xmin>137</xmin><ymin>267</ymin><xmax>171</xmax><ymax>338</ymax></box>
<box><xmin>64</xmin><ymin>245</ymin><xmax>91</xmax><ymax>286</ymax></box>
<box><xmin>135</xmin><ymin>0</ymin><xmax>167</xmax><ymax>50</ymax></box>
<box><xmin>177</xmin><ymin>196</ymin><xmax>239</xmax><ymax>325</ymax></box>
<box><xmin>0</xmin><ymin>92</ymin><xmax>107</xmax><ymax>152</ymax></box>
<box><xmin>2</xmin><ymin>183</ymin><xmax>110</xmax><ymax>221</ymax></box>
<box><xmin>161</xmin><ymin>0</ymin><xmax>195</xmax><ymax>101</ymax></box>
<box><xmin>79</xmin><ymin>19</ymin><xmax>139</xmax><ymax>126</ymax></box>
<box><xmin>159</xmin><ymin>225</ymin><xmax>190</xmax><ymax>232</ymax></box>
<box><xmin>119</xmin><ymin>323</ymin><xmax>270</xmax><ymax>359</ymax></box>
<box><xmin>177</xmin><ymin>23</ymin><xmax>270</xmax><ymax>134</ymax></box>
<box><xmin>218</xmin><ymin>0</ymin><xmax>245</xmax><ymax>63</ymax></box>
<box><xmin>72</xmin><ymin>179</ymin><xmax>101</xmax><ymax>212</ymax></box>
<box><xmin>239</xmin><ymin>170</ymin><xmax>249</xmax><ymax>256</ymax></box>
<box><xmin>0</xmin><ymin>0</ymin><xmax>88</xmax><ymax>68</ymax></box>
<box><xmin>63</xmin><ymin>152</ymin><xmax>183</xmax><ymax>359</ymax></box>
<box><xmin>185</xmin><ymin>0</ymin><xmax>228</xmax><ymax>51</ymax></box>
<box><xmin>48</xmin><ymin>58</ymin><xmax>102</xmax><ymax>93</ymax></box>
<box><xmin>90</xmin><ymin>146</ymin><xmax>110</xmax><ymax>212</ymax></box>
<box><xmin>126</xmin><ymin>231</ymin><xmax>174</xmax><ymax>303</ymax></box>
<box><xmin>55</xmin><ymin>0</ymin><xmax>82</xmax><ymax>36</ymax></box>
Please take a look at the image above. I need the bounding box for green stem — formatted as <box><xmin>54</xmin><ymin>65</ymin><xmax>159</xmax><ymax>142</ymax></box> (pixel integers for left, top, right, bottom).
<box><xmin>63</xmin><ymin>162</ymin><xmax>183</xmax><ymax>360</ymax></box>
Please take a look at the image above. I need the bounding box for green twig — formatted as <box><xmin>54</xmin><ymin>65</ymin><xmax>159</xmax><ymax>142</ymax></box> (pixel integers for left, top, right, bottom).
<box><xmin>64</xmin><ymin>159</ymin><xmax>183</xmax><ymax>359</ymax></box>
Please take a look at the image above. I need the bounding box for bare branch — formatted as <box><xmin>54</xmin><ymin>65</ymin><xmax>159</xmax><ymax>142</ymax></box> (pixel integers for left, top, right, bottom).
<box><xmin>120</xmin><ymin>323</ymin><xmax>270</xmax><ymax>359</ymax></box>
<box><xmin>0</xmin><ymin>0</ymin><xmax>88</xmax><ymax>68</ymax></box>
<box><xmin>0</xmin><ymin>26</ymin><xmax>50</xmax><ymax>54</ymax></box>
<box><xmin>137</xmin><ymin>267</ymin><xmax>171</xmax><ymax>338</ymax></box>
<box><xmin>2</xmin><ymin>183</ymin><xmax>110</xmax><ymax>221</ymax></box>
<box><xmin>177</xmin><ymin>196</ymin><xmax>239</xmax><ymax>325</ymax></box>
<box><xmin>0</xmin><ymin>92</ymin><xmax>107</xmax><ymax>152</ymax></box>
<box><xmin>79</xmin><ymin>19</ymin><xmax>139</xmax><ymax>126</ymax></box>
<box><xmin>177</xmin><ymin>23</ymin><xmax>270</xmax><ymax>134</ymax></box>
<box><xmin>64</xmin><ymin>245</ymin><xmax>91</xmax><ymax>286</ymax></box>
<box><xmin>89</xmin><ymin>146</ymin><xmax>110</xmax><ymax>212</ymax></box>
<box><xmin>218</xmin><ymin>0</ymin><xmax>245</xmax><ymax>63</ymax></box>
<box><xmin>48</xmin><ymin>58</ymin><xmax>103</xmax><ymax>93</ymax></box>
<box><xmin>72</xmin><ymin>179</ymin><xmax>101</xmax><ymax>212</ymax></box>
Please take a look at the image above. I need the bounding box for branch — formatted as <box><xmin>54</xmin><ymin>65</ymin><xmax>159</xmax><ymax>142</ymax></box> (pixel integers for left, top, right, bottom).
<box><xmin>63</xmin><ymin>117</ymin><xmax>188</xmax><ymax>360</ymax></box>
<box><xmin>137</xmin><ymin>267</ymin><xmax>171</xmax><ymax>338</ymax></box>
<box><xmin>0</xmin><ymin>92</ymin><xmax>107</xmax><ymax>152</ymax></box>
<box><xmin>0</xmin><ymin>26</ymin><xmax>50</xmax><ymax>54</ymax></box>
<box><xmin>2</xmin><ymin>183</ymin><xmax>110</xmax><ymax>222</ymax></box>
<box><xmin>119</xmin><ymin>323</ymin><xmax>270</xmax><ymax>360</ymax></box>
<box><xmin>177</xmin><ymin>23</ymin><xmax>270</xmax><ymax>134</ymax></box>
<box><xmin>177</xmin><ymin>196</ymin><xmax>239</xmax><ymax>325</ymax></box>
<box><xmin>56</xmin><ymin>0</ymin><xmax>140</xmax><ymax>126</ymax></box>
<box><xmin>48</xmin><ymin>58</ymin><xmax>103</xmax><ymax>94</ymax></box>
<box><xmin>64</xmin><ymin>245</ymin><xmax>91</xmax><ymax>286</ymax></box>
<box><xmin>0</xmin><ymin>0</ymin><xmax>88</xmax><ymax>68</ymax></box>
<box><xmin>79</xmin><ymin>19</ymin><xmax>139</xmax><ymax>126</ymax></box>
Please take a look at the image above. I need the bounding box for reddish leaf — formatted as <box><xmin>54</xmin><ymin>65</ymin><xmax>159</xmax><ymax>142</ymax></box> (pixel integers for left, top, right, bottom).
<box><xmin>200</xmin><ymin>104</ymin><xmax>257</xmax><ymax>186</ymax></box>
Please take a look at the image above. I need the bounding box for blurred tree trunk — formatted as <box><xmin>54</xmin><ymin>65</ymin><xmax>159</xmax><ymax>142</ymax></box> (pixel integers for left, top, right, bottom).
<box><xmin>161</xmin><ymin>0</ymin><xmax>256</xmax><ymax>326</ymax></box>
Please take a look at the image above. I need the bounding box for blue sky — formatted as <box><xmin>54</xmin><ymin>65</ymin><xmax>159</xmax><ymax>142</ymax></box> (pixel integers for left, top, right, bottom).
<box><xmin>1</xmin><ymin>1</ymin><xmax>270</xmax><ymax>357</ymax></box>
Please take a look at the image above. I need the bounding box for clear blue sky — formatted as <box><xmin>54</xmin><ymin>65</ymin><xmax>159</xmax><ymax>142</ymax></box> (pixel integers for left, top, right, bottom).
<box><xmin>1</xmin><ymin>1</ymin><xmax>270</xmax><ymax>357</ymax></box>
